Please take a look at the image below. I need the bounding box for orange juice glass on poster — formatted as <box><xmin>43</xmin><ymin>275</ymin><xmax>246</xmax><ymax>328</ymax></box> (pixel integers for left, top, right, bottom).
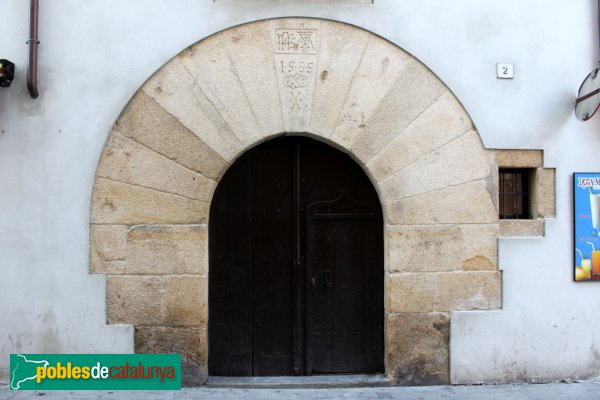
<box><xmin>589</xmin><ymin>242</ymin><xmax>600</xmax><ymax>277</ymax></box>
<box><xmin>577</xmin><ymin>248</ymin><xmax>592</xmax><ymax>280</ymax></box>
<box><xmin>593</xmin><ymin>251</ymin><xmax>600</xmax><ymax>276</ymax></box>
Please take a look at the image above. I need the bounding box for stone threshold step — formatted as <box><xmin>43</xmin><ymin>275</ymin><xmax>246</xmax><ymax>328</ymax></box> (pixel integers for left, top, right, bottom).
<box><xmin>206</xmin><ymin>374</ymin><xmax>389</xmax><ymax>388</ymax></box>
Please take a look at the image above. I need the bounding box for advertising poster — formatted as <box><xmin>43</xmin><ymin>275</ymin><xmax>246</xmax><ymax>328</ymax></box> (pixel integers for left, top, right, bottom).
<box><xmin>574</xmin><ymin>173</ymin><xmax>600</xmax><ymax>281</ymax></box>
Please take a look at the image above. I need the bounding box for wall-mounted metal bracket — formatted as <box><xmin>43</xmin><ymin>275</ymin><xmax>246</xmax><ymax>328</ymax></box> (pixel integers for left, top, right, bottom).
<box><xmin>0</xmin><ymin>59</ymin><xmax>15</xmax><ymax>87</ymax></box>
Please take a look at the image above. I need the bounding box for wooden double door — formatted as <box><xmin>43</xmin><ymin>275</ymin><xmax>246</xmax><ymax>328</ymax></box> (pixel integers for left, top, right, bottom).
<box><xmin>208</xmin><ymin>137</ymin><xmax>383</xmax><ymax>376</ymax></box>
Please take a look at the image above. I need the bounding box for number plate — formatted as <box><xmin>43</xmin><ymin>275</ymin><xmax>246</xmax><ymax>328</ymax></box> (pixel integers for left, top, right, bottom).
<box><xmin>497</xmin><ymin>63</ymin><xmax>514</xmax><ymax>79</ymax></box>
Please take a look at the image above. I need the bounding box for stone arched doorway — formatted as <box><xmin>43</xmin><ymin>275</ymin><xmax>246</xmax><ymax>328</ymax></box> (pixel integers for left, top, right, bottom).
<box><xmin>90</xmin><ymin>18</ymin><xmax>501</xmax><ymax>385</ymax></box>
<box><xmin>209</xmin><ymin>136</ymin><xmax>384</xmax><ymax>377</ymax></box>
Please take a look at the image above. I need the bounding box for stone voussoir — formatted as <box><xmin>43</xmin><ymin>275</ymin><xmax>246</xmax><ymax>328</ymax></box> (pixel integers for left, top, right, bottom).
<box><xmin>97</xmin><ymin>132</ymin><xmax>216</xmax><ymax>202</ymax></box>
<box><xmin>141</xmin><ymin>57</ymin><xmax>244</xmax><ymax>162</ymax></box>
<box><xmin>91</xmin><ymin>178</ymin><xmax>208</xmax><ymax>225</ymax></box>
<box><xmin>411</xmin><ymin>90</ymin><xmax>474</xmax><ymax>139</ymax></box>
<box><xmin>350</xmin><ymin>60</ymin><xmax>447</xmax><ymax>165</ymax></box>
<box><xmin>221</xmin><ymin>20</ymin><xmax>284</xmax><ymax>136</ymax></box>
<box><xmin>378</xmin><ymin>131</ymin><xmax>492</xmax><ymax>201</ymax></box>
<box><xmin>179</xmin><ymin>33</ymin><xmax>263</xmax><ymax>146</ymax></box>
<box><xmin>269</xmin><ymin>18</ymin><xmax>321</xmax><ymax>133</ymax></box>
<box><xmin>384</xmin><ymin>179</ymin><xmax>498</xmax><ymax>225</ymax></box>
<box><xmin>366</xmin><ymin>91</ymin><xmax>474</xmax><ymax>182</ymax></box>
<box><xmin>330</xmin><ymin>35</ymin><xmax>412</xmax><ymax>148</ymax></box>
<box><xmin>309</xmin><ymin>21</ymin><xmax>370</xmax><ymax>138</ymax></box>
<box><xmin>114</xmin><ymin>90</ymin><xmax>227</xmax><ymax>181</ymax></box>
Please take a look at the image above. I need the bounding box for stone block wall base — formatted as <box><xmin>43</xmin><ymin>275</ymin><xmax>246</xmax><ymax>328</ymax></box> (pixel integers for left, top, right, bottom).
<box><xmin>182</xmin><ymin>365</ymin><xmax>208</xmax><ymax>387</ymax></box>
<box><xmin>386</xmin><ymin>313</ymin><xmax>450</xmax><ymax>385</ymax></box>
<box><xmin>135</xmin><ymin>326</ymin><xmax>207</xmax><ymax>386</ymax></box>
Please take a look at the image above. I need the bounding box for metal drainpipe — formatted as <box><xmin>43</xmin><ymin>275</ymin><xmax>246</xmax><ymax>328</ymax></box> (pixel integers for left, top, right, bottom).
<box><xmin>27</xmin><ymin>0</ymin><xmax>39</xmax><ymax>99</ymax></box>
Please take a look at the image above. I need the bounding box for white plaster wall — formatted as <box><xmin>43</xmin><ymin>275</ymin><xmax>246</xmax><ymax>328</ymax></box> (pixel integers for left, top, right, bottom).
<box><xmin>0</xmin><ymin>0</ymin><xmax>599</xmax><ymax>383</ymax></box>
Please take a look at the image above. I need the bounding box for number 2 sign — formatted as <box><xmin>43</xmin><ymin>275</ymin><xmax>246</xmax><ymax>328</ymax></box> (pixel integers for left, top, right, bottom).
<box><xmin>497</xmin><ymin>63</ymin><xmax>514</xmax><ymax>79</ymax></box>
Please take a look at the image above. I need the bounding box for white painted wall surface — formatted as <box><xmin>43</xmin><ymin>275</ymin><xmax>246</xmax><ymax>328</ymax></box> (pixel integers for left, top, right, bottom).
<box><xmin>1</xmin><ymin>0</ymin><xmax>599</xmax><ymax>383</ymax></box>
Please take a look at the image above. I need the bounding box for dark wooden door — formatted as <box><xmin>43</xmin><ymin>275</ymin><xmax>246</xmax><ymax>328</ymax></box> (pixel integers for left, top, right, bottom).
<box><xmin>208</xmin><ymin>137</ymin><xmax>383</xmax><ymax>376</ymax></box>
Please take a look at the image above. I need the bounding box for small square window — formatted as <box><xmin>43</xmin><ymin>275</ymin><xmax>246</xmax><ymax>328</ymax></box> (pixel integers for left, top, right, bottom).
<box><xmin>499</xmin><ymin>168</ymin><xmax>531</xmax><ymax>219</ymax></box>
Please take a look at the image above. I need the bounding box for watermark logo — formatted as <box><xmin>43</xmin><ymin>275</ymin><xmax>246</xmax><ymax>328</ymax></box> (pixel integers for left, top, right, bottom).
<box><xmin>10</xmin><ymin>354</ymin><xmax>181</xmax><ymax>390</ymax></box>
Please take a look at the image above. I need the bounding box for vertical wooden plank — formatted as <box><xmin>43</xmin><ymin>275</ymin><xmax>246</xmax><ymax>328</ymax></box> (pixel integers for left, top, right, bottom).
<box><xmin>208</xmin><ymin>154</ymin><xmax>253</xmax><ymax>376</ymax></box>
<box><xmin>250</xmin><ymin>140</ymin><xmax>296</xmax><ymax>376</ymax></box>
<box><xmin>307</xmin><ymin>219</ymin><xmax>334</xmax><ymax>373</ymax></box>
<box><xmin>292</xmin><ymin>143</ymin><xmax>305</xmax><ymax>375</ymax></box>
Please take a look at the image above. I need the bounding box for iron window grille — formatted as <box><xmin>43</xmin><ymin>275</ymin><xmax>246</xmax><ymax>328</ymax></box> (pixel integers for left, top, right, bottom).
<box><xmin>499</xmin><ymin>168</ymin><xmax>531</xmax><ymax>219</ymax></box>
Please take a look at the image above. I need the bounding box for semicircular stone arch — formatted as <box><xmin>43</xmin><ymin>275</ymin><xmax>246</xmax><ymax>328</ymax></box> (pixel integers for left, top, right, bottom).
<box><xmin>90</xmin><ymin>18</ymin><xmax>501</xmax><ymax>386</ymax></box>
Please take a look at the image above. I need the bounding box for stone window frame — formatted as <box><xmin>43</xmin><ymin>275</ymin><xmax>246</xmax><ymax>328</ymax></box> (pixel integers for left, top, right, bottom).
<box><xmin>493</xmin><ymin>150</ymin><xmax>556</xmax><ymax>237</ymax></box>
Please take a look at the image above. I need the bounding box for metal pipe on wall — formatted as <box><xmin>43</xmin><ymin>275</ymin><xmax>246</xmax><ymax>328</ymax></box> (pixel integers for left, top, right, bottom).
<box><xmin>27</xmin><ymin>0</ymin><xmax>39</xmax><ymax>99</ymax></box>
